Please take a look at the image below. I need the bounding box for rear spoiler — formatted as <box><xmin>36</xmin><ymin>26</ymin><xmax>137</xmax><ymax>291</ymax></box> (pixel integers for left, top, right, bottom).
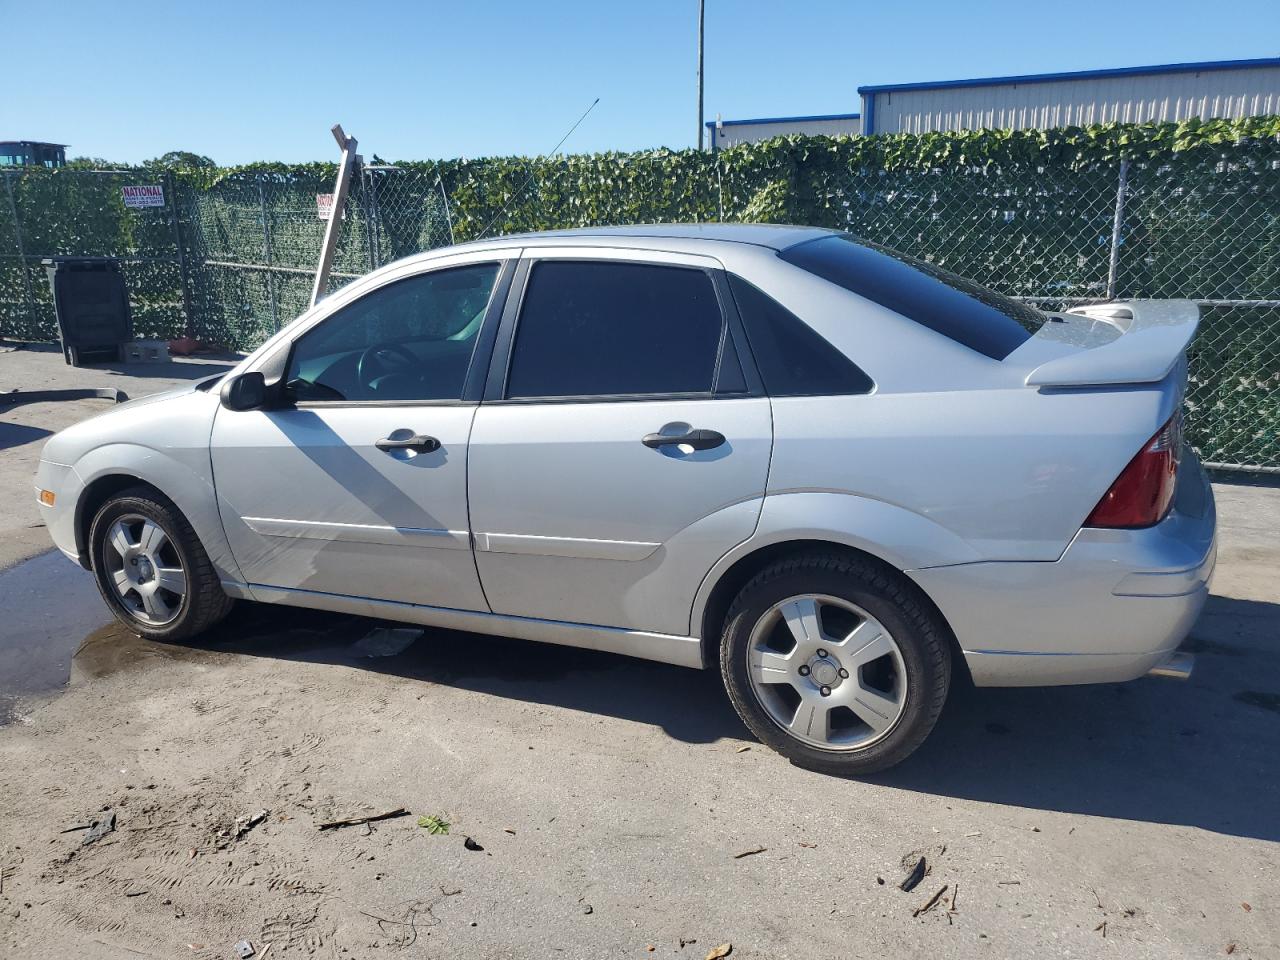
<box><xmin>1025</xmin><ymin>300</ymin><xmax>1200</xmax><ymax>388</ymax></box>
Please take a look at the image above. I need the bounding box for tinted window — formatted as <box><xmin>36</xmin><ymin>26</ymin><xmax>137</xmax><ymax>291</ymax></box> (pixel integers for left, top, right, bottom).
<box><xmin>729</xmin><ymin>275</ymin><xmax>873</xmax><ymax>396</ymax></box>
<box><xmin>286</xmin><ymin>263</ymin><xmax>498</xmax><ymax>401</ymax></box>
<box><xmin>781</xmin><ymin>235</ymin><xmax>1043</xmax><ymax>360</ymax></box>
<box><xmin>506</xmin><ymin>261</ymin><xmax>724</xmax><ymax>398</ymax></box>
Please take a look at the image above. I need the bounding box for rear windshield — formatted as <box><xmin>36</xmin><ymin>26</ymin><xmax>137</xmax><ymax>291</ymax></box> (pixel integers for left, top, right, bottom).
<box><xmin>780</xmin><ymin>235</ymin><xmax>1044</xmax><ymax>360</ymax></box>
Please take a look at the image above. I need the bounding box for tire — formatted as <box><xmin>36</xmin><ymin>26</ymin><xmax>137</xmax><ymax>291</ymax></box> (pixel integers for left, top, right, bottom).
<box><xmin>719</xmin><ymin>552</ymin><xmax>951</xmax><ymax>776</ymax></box>
<box><xmin>88</xmin><ymin>486</ymin><xmax>234</xmax><ymax>641</ymax></box>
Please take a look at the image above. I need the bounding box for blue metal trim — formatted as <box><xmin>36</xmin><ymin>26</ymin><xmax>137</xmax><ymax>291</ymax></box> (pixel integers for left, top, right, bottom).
<box><xmin>856</xmin><ymin>57</ymin><xmax>1280</xmax><ymax>95</ymax></box>
<box><xmin>705</xmin><ymin>112</ymin><xmax>861</xmax><ymax>129</ymax></box>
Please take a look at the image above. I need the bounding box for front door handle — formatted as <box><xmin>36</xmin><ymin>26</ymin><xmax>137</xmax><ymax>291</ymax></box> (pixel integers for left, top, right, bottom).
<box><xmin>375</xmin><ymin>433</ymin><xmax>441</xmax><ymax>453</ymax></box>
<box><xmin>641</xmin><ymin>428</ymin><xmax>725</xmax><ymax>451</ymax></box>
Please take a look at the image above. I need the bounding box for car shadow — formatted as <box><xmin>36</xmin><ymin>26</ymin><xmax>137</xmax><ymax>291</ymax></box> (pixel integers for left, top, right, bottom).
<box><xmin>868</xmin><ymin>593</ymin><xmax>1280</xmax><ymax>842</ymax></box>
<box><xmin>0</xmin><ymin>421</ymin><xmax>53</xmax><ymax>450</ymax></box>
<box><xmin>180</xmin><ymin>601</ymin><xmax>747</xmax><ymax>747</ymax></box>
<box><xmin>65</xmin><ymin>589</ymin><xmax>1280</xmax><ymax>844</ymax></box>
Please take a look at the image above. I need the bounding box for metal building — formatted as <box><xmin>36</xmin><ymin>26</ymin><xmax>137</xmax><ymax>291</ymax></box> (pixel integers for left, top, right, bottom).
<box><xmin>0</xmin><ymin>141</ymin><xmax>68</xmax><ymax>167</ymax></box>
<box><xmin>859</xmin><ymin>57</ymin><xmax>1280</xmax><ymax>136</ymax></box>
<box><xmin>706</xmin><ymin>112</ymin><xmax>861</xmax><ymax>150</ymax></box>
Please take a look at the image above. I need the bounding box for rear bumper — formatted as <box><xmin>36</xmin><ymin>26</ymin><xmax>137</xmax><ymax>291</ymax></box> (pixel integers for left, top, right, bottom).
<box><xmin>909</xmin><ymin>457</ymin><xmax>1216</xmax><ymax>687</ymax></box>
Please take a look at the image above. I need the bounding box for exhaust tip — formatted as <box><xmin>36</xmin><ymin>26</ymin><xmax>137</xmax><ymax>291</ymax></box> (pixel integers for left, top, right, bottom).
<box><xmin>1148</xmin><ymin>651</ymin><xmax>1195</xmax><ymax>680</ymax></box>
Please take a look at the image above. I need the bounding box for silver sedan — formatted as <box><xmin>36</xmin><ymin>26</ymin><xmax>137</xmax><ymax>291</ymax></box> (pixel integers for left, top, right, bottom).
<box><xmin>35</xmin><ymin>225</ymin><xmax>1216</xmax><ymax>773</ymax></box>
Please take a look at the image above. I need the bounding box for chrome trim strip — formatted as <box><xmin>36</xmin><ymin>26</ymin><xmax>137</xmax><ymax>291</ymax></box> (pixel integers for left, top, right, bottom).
<box><xmin>474</xmin><ymin>531</ymin><xmax>661</xmax><ymax>561</ymax></box>
<box><xmin>247</xmin><ymin>583</ymin><xmax>704</xmax><ymax>669</ymax></box>
<box><xmin>243</xmin><ymin>516</ymin><xmax>469</xmax><ymax>550</ymax></box>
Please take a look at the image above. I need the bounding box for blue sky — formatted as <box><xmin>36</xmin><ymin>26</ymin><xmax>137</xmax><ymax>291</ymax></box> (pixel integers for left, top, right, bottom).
<box><xmin>5</xmin><ymin>0</ymin><xmax>1277</xmax><ymax>165</ymax></box>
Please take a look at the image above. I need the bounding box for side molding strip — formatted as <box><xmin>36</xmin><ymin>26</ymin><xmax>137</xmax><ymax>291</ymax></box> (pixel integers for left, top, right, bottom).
<box><xmin>474</xmin><ymin>531</ymin><xmax>661</xmax><ymax>561</ymax></box>
<box><xmin>243</xmin><ymin>517</ymin><xmax>470</xmax><ymax>550</ymax></box>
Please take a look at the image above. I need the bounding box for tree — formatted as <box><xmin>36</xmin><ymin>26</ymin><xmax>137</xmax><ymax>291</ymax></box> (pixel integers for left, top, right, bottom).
<box><xmin>146</xmin><ymin>151</ymin><xmax>216</xmax><ymax>169</ymax></box>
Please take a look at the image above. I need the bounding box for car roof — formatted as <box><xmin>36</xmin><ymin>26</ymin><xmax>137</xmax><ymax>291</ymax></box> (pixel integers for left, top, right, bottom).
<box><xmin>455</xmin><ymin>223</ymin><xmax>835</xmax><ymax>252</ymax></box>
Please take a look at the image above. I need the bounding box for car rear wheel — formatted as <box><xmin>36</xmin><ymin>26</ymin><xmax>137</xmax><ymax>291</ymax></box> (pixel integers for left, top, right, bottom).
<box><xmin>88</xmin><ymin>487</ymin><xmax>234</xmax><ymax>641</ymax></box>
<box><xmin>720</xmin><ymin>552</ymin><xmax>951</xmax><ymax>775</ymax></box>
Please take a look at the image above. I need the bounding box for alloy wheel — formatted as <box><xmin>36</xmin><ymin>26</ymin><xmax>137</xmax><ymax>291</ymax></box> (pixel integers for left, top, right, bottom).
<box><xmin>746</xmin><ymin>594</ymin><xmax>907</xmax><ymax>750</ymax></box>
<box><xmin>102</xmin><ymin>514</ymin><xmax>187</xmax><ymax>625</ymax></box>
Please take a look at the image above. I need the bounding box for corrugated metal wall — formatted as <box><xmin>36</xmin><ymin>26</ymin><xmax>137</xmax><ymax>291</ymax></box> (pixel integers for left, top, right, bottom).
<box><xmin>711</xmin><ymin>115</ymin><xmax>862</xmax><ymax>148</ymax></box>
<box><xmin>866</xmin><ymin>65</ymin><xmax>1280</xmax><ymax>134</ymax></box>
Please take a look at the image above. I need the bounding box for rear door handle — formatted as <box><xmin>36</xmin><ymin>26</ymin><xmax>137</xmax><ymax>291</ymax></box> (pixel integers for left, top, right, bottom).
<box><xmin>641</xmin><ymin>429</ymin><xmax>725</xmax><ymax>451</ymax></box>
<box><xmin>375</xmin><ymin>433</ymin><xmax>441</xmax><ymax>453</ymax></box>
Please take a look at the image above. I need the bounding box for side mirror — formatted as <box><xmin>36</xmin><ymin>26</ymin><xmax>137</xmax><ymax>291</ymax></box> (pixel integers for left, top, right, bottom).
<box><xmin>220</xmin><ymin>371</ymin><xmax>268</xmax><ymax>411</ymax></box>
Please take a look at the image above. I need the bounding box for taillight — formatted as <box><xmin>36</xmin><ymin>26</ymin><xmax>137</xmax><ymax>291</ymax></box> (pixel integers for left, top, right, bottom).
<box><xmin>1084</xmin><ymin>413</ymin><xmax>1181</xmax><ymax>529</ymax></box>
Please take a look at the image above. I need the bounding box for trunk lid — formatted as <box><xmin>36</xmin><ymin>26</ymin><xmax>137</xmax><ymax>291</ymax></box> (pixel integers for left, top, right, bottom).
<box><xmin>1015</xmin><ymin>300</ymin><xmax>1200</xmax><ymax>388</ymax></box>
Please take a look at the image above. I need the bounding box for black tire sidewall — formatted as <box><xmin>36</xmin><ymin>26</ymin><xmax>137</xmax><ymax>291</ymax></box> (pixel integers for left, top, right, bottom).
<box><xmin>721</xmin><ymin>561</ymin><xmax>949</xmax><ymax>775</ymax></box>
<box><xmin>89</xmin><ymin>494</ymin><xmax>197</xmax><ymax>641</ymax></box>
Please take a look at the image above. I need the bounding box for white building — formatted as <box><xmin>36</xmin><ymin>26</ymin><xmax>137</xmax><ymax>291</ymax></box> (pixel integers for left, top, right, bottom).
<box><xmin>858</xmin><ymin>57</ymin><xmax>1280</xmax><ymax>135</ymax></box>
<box><xmin>708</xmin><ymin>57</ymin><xmax>1280</xmax><ymax>146</ymax></box>
<box><xmin>706</xmin><ymin>112</ymin><xmax>861</xmax><ymax>150</ymax></box>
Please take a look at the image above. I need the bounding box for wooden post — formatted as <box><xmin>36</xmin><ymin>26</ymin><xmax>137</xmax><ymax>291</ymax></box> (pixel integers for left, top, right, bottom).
<box><xmin>311</xmin><ymin>125</ymin><xmax>358</xmax><ymax>307</ymax></box>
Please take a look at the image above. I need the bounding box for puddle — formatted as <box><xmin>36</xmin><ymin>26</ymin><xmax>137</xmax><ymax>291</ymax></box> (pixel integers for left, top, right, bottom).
<box><xmin>0</xmin><ymin>550</ymin><xmax>624</xmax><ymax>724</ymax></box>
<box><xmin>0</xmin><ymin>550</ymin><xmax>111</xmax><ymax>723</ymax></box>
<box><xmin>69</xmin><ymin>622</ymin><xmax>210</xmax><ymax>683</ymax></box>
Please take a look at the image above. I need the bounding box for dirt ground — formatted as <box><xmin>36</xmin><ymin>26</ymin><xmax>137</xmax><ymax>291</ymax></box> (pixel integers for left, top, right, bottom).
<box><xmin>1</xmin><ymin>344</ymin><xmax>1278</xmax><ymax>960</ymax></box>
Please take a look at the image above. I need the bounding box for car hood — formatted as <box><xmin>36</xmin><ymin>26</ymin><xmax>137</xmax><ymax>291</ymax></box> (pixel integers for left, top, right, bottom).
<box><xmin>39</xmin><ymin>376</ymin><xmax>223</xmax><ymax>466</ymax></box>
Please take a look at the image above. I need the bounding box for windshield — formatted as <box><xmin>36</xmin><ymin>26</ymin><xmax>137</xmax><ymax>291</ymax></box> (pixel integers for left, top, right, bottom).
<box><xmin>780</xmin><ymin>235</ymin><xmax>1045</xmax><ymax>360</ymax></box>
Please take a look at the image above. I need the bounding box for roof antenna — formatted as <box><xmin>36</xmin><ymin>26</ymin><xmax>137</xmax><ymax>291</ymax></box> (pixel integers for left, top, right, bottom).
<box><xmin>477</xmin><ymin>97</ymin><xmax>600</xmax><ymax>240</ymax></box>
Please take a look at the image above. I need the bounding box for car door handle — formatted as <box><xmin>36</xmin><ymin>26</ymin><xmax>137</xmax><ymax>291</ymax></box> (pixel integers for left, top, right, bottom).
<box><xmin>375</xmin><ymin>433</ymin><xmax>441</xmax><ymax>453</ymax></box>
<box><xmin>641</xmin><ymin>429</ymin><xmax>726</xmax><ymax>451</ymax></box>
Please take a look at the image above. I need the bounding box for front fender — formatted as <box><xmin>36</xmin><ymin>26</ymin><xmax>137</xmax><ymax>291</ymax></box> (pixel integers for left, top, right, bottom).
<box><xmin>689</xmin><ymin>491</ymin><xmax>982</xmax><ymax>638</ymax></box>
<box><xmin>70</xmin><ymin>442</ymin><xmax>245</xmax><ymax>587</ymax></box>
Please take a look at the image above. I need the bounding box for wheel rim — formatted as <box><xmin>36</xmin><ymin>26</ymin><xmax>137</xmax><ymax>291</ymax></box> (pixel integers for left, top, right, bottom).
<box><xmin>746</xmin><ymin>594</ymin><xmax>907</xmax><ymax>751</ymax></box>
<box><xmin>102</xmin><ymin>514</ymin><xmax>187</xmax><ymax>626</ymax></box>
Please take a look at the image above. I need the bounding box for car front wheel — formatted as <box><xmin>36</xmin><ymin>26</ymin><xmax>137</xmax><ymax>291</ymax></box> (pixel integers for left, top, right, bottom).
<box><xmin>88</xmin><ymin>486</ymin><xmax>234</xmax><ymax>641</ymax></box>
<box><xmin>720</xmin><ymin>552</ymin><xmax>951</xmax><ymax>775</ymax></box>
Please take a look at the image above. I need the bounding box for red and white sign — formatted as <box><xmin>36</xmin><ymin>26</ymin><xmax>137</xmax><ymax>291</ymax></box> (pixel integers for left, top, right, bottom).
<box><xmin>316</xmin><ymin>193</ymin><xmax>346</xmax><ymax>220</ymax></box>
<box><xmin>121</xmin><ymin>184</ymin><xmax>165</xmax><ymax>208</ymax></box>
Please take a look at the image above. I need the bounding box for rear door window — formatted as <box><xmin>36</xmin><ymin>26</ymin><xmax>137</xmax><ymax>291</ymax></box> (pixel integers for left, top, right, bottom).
<box><xmin>781</xmin><ymin>235</ymin><xmax>1043</xmax><ymax>360</ymax></box>
<box><xmin>505</xmin><ymin>260</ymin><xmax>728</xmax><ymax>399</ymax></box>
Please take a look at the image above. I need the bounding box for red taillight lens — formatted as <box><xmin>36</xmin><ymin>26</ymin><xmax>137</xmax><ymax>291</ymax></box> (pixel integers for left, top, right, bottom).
<box><xmin>1084</xmin><ymin>413</ymin><xmax>1181</xmax><ymax>529</ymax></box>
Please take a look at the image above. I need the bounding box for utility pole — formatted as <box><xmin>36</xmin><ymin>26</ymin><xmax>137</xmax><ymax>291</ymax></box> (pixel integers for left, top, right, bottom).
<box><xmin>696</xmin><ymin>0</ymin><xmax>705</xmax><ymax>149</ymax></box>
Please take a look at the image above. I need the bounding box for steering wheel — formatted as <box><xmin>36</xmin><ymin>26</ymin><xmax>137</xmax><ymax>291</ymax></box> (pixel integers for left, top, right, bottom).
<box><xmin>356</xmin><ymin>342</ymin><xmax>418</xmax><ymax>391</ymax></box>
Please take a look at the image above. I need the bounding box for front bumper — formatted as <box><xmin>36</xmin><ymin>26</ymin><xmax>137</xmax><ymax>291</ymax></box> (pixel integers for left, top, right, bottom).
<box><xmin>909</xmin><ymin>456</ymin><xmax>1217</xmax><ymax>687</ymax></box>
<box><xmin>35</xmin><ymin>458</ymin><xmax>84</xmax><ymax>565</ymax></box>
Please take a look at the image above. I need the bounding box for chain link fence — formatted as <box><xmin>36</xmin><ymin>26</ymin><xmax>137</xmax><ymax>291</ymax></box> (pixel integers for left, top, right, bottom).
<box><xmin>1</xmin><ymin>137</ymin><xmax>1277</xmax><ymax>472</ymax></box>
<box><xmin>0</xmin><ymin>169</ymin><xmax>190</xmax><ymax>342</ymax></box>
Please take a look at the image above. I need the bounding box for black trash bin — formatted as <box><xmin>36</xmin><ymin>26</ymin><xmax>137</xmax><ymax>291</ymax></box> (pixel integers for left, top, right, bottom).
<box><xmin>41</xmin><ymin>257</ymin><xmax>133</xmax><ymax>366</ymax></box>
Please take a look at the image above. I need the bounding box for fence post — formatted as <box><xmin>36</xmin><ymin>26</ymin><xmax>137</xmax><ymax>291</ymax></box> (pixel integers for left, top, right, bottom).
<box><xmin>3</xmin><ymin>171</ymin><xmax>39</xmax><ymax>336</ymax></box>
<box><xmin>1105</xmin><ymin>158</ymin><xmax>1130</xmax><ymax>301</ymax></box>
<box><xmin>436</xmin><ymin>175</ymin><xmax>455</xmax><ymax>246</ymax></box>
<box><xmin>715</xmin><ymin>154</ymin><xmax>725</xmax><ymax>223</ymax></box>
<box><xmin>166</xmin><ymin>171</ymin><xmax>196</xmax><ymax>340</ymax></box>
<box><xmin>363</xmin><ymin>168</ymin><xmax>378</xmax><ymax>271</ymax></box>
<box><xmin>257</xmin><ymin>175</ymin><xmax>280</xmax><ymax>331</ymax></box>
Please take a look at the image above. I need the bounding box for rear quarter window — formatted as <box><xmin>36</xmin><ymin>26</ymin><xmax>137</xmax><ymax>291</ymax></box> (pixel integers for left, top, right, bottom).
<box><xmin>780</xmin><ymin>235</ymin><xmax>1043</xmax><ymax>361</ymax></box>
<box><xmin>728</xmin><ymin>274</ymin><xmax>873</xmax><ymax>396</ymax></box>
